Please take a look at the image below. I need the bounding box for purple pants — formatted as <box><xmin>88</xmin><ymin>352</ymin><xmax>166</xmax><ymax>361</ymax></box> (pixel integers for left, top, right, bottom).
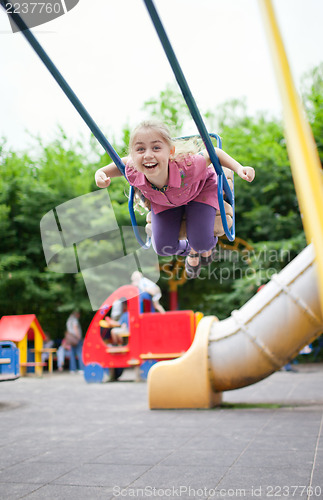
<box><xmin>151</xmin><ymin>201</ymin><xmax>218</xmax><ymax>256</ymax></box>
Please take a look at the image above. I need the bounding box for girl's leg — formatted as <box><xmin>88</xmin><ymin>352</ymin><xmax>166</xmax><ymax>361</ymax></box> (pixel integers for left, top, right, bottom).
<box><xmin>110</xmin><ymin>328</ymin><xmax>120</xmax><ymax>345</ymax></box>
<box><xmin>185</xmin><ymin>202</ymin><xmax>218</xmax><ymax>254</ymax></box>
<box><xmin>151</xmin><ymin>206</ymin><xmax>190</xmax><ymax>256</ymax></box>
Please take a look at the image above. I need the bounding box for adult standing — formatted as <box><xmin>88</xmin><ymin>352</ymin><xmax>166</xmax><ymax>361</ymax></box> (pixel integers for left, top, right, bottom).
<box><xmin>65</xmin><ymin>310</ymin><xmax>84</xmax><ymax>372</ymax></box>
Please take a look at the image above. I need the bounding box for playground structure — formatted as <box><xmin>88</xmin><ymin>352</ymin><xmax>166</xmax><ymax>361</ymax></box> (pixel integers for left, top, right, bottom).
<box><xmin>0</xmin><ymin>341</ymin><xmax>19</xmax><ymax>381</ymax></box>
<box><xmin>148</xmin><ymin>244</ymin><xmax>323</xmax><ymax>408</ymax></box>
<box><xmin>0</xmin><ymin>315</ymin><xmax>46</xmax><ymax>376</ymax></box>
<box><xmin>82</xmin><ymin>285</ymin><xmax>201</xmax><ymax>382</ymax></box>
<box><xmin>2</xmin><ymin>1</ymin><xmax>323</xmax><ymax>405</ymax></box>
<box><xmin>147</xmin><ymin>0</ymin><xmax>323</xmax><ymax>408</ymax></box>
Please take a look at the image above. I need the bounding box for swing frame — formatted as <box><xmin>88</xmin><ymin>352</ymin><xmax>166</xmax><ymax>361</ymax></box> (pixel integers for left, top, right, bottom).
<box><xmin>1</xmin><ymin>0</ymin><xmax>235</xmax><ymax>246</ymax></box>
<box><xmin>129</xmin><ymin>132</ymin><xmax>235</xmax><ymax>247</ymax></box>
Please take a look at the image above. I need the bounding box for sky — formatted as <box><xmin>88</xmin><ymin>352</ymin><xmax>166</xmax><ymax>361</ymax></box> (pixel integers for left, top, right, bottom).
<box><xmin>1</xmin><ymin>0</ymin><xmax>323</xmax><ymax>152</ymax></box>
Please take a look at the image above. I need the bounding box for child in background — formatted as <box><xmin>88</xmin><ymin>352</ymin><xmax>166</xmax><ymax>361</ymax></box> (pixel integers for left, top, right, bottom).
<box><xmin>95</xmin><ymin>120</ymin><xmax>255</xmax><ymax>278</ymax></box>
<box><xmin>131</xmin><ymin>271</ymin><xmax>165</xmax><ymax>313</ymax></box>
<box><xmin>109</xmin><ymin>297</ymin><xmax>129</xmax><ymax>345</ymax></box>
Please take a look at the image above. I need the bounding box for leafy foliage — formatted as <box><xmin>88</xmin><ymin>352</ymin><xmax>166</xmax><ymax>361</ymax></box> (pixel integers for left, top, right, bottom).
<box><xmin>301</xmin><ymin>63</ymin><xmax>323</xmax><ymax>165</ymax></box>
<box><xmin>1</xmin><ymin>66</ymin><xmax>322</xmax><ymax>339</ymax></box>
<box><xmin>0</xmin><ymin>134</ymin><xmax>129</xmax><ymax>335</ymax></box>
<box><xmin>143</xmin><ymin>83</ymin><xmax>191</xmax><ymax>135</ymax></box>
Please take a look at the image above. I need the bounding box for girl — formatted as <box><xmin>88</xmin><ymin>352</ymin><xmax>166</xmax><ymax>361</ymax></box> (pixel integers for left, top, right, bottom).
<box><xmin>95</xmin><ymin>120</ymin><xmax>255</xmax><ymax>278</ymax></box>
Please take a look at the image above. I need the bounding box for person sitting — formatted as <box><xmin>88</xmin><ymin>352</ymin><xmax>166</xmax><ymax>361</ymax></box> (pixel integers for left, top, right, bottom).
<box><xmin>109</xmin><ymin>297</ymin><xmax>129</xmax><ymax>346</ymax></box>
<box><xmin>100</xmin><ymin>298</ymin><xmax>127</xmax><ymax>343</ymax></box>
<box><xmin>57</xmin><ymin>337</ymin><xmax>70</xmax><ymax>372</ymax></box>
<box><xmin>41</xmin><ymin>332</ymin><xmax>54</xmax><ymax>364</ymax></box>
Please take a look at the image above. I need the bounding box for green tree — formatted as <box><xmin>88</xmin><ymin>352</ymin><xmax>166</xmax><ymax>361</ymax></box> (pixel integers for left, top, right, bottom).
<box><xmin>1</xmin><ymin>64</ymin><xmax>322</xmax><ymax>336</ymax></box>
<box><xmin>302</xmin><ymin>63</ymin><xmax>323</xmax><ymax>165</ymax></box>
<box><xmin>143</xmin><ymin>83</ymin><xmax>192</xmax><ymax>135</ymax></box>
<box><xmin>0</xmin><ymin>132</ymin><xmax>130</xmax><ymax>336</ymax></box>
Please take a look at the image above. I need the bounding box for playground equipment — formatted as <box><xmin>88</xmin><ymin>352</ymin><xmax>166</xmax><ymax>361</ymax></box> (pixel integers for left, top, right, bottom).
<box><xmin>147</xmin><ymin>0</ymin><xmax>323</xmax><ymax>408</ymax></box>
<box><xmin>148</xmin><ymin>244</ymin><xmax>323</xmax><ymax>408</ymax></box>
<box><xmin>0</xmin><ymin>341</ymin><xmax>19</xmax><ymax>381</ymax></box>
<box><xmin>82</xmin><ymin>285</ymin><xmax>201</xmax><ymax>382</ymax></box>
<box><xmin>0</xmin><ymin>315</ymin><xmax>46</xmax><ymax>376</ymax></box>
<box><xmin>2</xmin><ymin>0</ymin><xmax>323</xmax><ymax>406</ymax></box>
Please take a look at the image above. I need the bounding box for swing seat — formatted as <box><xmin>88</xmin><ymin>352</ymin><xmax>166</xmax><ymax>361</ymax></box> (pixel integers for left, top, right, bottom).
<box><xmin>145</xmin><ymin>167</ymin><xmax>234</xmax><ymax>239</ymax></box>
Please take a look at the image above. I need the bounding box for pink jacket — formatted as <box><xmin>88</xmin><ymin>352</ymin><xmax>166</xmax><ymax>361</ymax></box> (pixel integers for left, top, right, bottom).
<box><xmin>125</xmin><ymin>154</ymin><xmax>219</xmax><ymax>214</ymax></box>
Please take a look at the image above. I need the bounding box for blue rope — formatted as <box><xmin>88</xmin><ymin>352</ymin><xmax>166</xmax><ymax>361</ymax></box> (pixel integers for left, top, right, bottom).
<box><xmin>1</xmin><ymin>1</ymin><xmax>125</xmax><ymax>176</ymax></box>
<box><xmin>2</xmin><ymin>1</ymin><xmax>153</xmax><ymax>247</ymax></box>
<box><xmin>1</xmin><ymin>2</ymin><xmax>151</xmax><ymax>248</ymax></box>
<box><xmin>128</xmin><ymin>187</ymin><xmax>152</xmax><ymax>249</ymax></box>
<box><xmin>175</xmin><ymin>134</ymin><xmax>235</xmax><ymax>241</ymax></box>
<box><xmin>143</xmin><ymin>0</ymin><xmax>235</xmax><ymax>241</ymax></box>
<box><xmin>2</xmin><ymin>0</ymin><xmax>235</xmax><ymax>244</ymax></box>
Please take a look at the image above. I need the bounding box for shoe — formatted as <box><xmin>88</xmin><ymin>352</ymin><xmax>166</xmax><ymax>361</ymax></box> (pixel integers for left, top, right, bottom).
<box><xmin>185</xmin><ymin>252</ymin><xmax>201</xmax><ymax>279</ymax></box>
<box><xmin>200</xmin><ymin>246</ymin><xmax>217</xmax><ymax>266</ymax></box>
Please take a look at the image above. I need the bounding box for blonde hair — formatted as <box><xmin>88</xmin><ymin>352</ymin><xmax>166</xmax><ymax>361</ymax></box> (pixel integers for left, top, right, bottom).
<box><xmin>129</xmin><ymin>120</ymin><xmax>173</xmax><ymax>153</ymax></box>
<box><xmin>129</xmin><ymin>120</ymin><xmax>201</xmax><ymax>159</ymax></box>
<box><xmin>172</xmin><ymin>137</ymin><xmax>202</xmax><ymax>158</ymax></box>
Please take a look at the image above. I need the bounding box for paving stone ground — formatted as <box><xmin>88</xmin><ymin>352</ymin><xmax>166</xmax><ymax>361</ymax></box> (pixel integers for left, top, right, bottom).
<box><xmin>0</xmin><ymin>363</ymin><xmax>322</xmax><ymax>500</ymax></box>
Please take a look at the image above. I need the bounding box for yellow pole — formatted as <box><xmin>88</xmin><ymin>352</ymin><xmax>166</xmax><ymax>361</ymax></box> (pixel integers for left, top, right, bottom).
<box><xmin>259</xmin><ymin>0</ymin><xmax>323</xmax><ymax>313</ymax></box>
<box><xmin>18</xmin><ymin>338</ymin><xmax>27</xmax><ymax>376</ymax></box>
<box><xmin>32</xmin><ymin>322</ymin><xmax>44</xmax><ymax>376</ymax></box>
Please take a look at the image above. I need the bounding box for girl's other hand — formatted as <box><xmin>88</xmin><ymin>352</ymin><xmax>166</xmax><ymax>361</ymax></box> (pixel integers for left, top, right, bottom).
<box><xmin>95</xmin><ymin>171</ymin><xmax>111</xmax><ymax>188</ymax></box>
<box><xmin>238</xmin><ymin>166</ymin><xmax>255</xmax><ymax>182</ymax></box>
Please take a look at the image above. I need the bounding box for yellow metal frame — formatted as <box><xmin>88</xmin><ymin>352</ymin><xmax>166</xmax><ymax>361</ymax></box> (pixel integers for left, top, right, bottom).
<box><xmin>259</xmin><ymin>0</ymin><xmax>323</xmax><ymax>313</ymax></box>
<box><xmin>17</xmin><ymin>336</ymin><xmax>28</xmax><ymax>376</ymax></box>
<box><xmin>31</xmin><ymin>320</ymin><xmax>44</xmax><ymax>376</ymax></box>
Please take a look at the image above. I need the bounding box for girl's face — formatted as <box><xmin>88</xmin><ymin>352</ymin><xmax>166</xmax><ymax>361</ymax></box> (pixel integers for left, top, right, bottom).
<box><xmin>131</xmin><ymin>128</ymin><xmax>172</xmax><ymax>182</ymax></box>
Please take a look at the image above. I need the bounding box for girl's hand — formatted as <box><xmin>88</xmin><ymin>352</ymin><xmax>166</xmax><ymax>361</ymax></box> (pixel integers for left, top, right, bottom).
<box><xmin>237</xmin><ymin>166</ymin><xmax>255</xmax><ymax>182</ymax></box>
<box><xmin>95</xmin><ymin>171</ymin><xmax>111</xmax><ymax>188</ymax></box>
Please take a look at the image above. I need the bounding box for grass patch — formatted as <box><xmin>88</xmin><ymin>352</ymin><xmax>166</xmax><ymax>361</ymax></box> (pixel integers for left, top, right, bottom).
<box><xmin>220</xmin><ymin>402</ymin><xmax>282</xmax><ymax>410</ymax></box>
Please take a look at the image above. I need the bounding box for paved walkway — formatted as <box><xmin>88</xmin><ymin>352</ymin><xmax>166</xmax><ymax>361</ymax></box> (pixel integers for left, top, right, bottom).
<box><xmin>0</xmin><ymin>364</ymin><xmax>322</xmax><ymax>500</ymax></box>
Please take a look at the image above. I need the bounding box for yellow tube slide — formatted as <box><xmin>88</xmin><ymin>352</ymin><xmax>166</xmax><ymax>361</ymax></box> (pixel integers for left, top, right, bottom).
<box><xmin>208</xmin><ymin>244</ymin><xmax>322</xmax><ymax>392</ymax></box>
<box><xmin>148</xmin><ymin>245</ymin><xmax>323</xmax><ymax>408</ymax></box>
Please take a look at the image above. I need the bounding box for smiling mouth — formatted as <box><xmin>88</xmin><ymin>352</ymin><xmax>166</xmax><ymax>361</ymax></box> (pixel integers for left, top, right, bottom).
<box><xmin>144</xmin><ymin>163</ymin><xmax>158</xmax><ymax>169</ymax></box>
